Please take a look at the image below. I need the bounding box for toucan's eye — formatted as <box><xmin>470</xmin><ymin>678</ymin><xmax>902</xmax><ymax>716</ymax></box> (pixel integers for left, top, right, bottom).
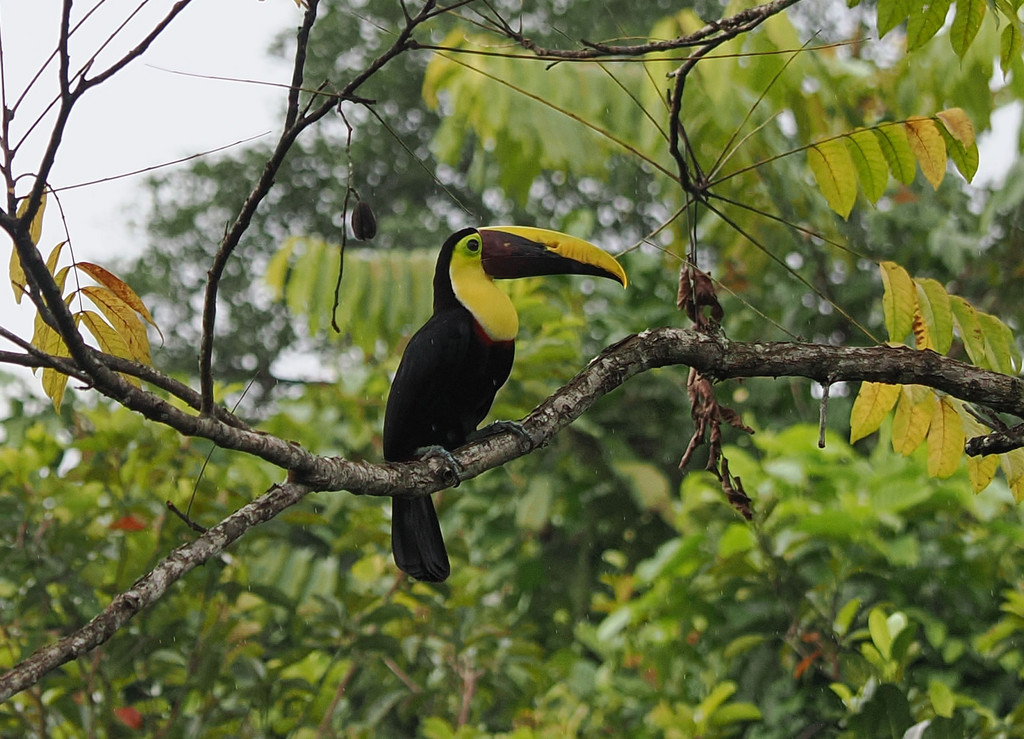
<box><xmin>466</xmin><ymin>238</ymin><xmax>480</xmax><ymax>253</ymax></box>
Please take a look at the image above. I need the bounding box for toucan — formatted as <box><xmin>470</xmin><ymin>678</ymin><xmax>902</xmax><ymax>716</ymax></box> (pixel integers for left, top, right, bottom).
<box><xmin>383</xmin><ymin>226</ymin><xmax>627</xmax><ymax>582</ymax></box>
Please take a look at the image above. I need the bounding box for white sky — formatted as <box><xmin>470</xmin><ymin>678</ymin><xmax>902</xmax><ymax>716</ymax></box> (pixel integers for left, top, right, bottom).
<box><xmin>1</xmin><ymin>0</ymin><xmax>297</xmax><ymax>359</ymax></box>
<box><xmin>0</xmin><ymin>2</ymin><xmax>1021</xmax><ymax>394</ymax></box>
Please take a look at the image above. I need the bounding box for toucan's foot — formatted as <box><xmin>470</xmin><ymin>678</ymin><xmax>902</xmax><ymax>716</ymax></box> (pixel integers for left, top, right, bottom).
<box><xmin>470</xmin><ymin>420</ymin><xmax>533</xmax><ymax>449</ymax></box>
<box><xmin>416</xmin><ymin>445</ymin><xmax>463</xmax><ymax>488</ymax></box>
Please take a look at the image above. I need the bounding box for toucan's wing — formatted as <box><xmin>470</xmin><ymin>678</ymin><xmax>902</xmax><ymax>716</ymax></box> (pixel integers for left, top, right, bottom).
<box><xmin>383</xmin><ymin>310</ymin><xmax>477</xmax><ymax>461</ymax></box>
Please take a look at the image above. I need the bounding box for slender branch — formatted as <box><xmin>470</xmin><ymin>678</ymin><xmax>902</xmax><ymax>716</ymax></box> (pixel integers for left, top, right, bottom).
<box><xmin>197</xmin><ymin>0</ymin><xmax>440</xmax><ymax>412</ymax></box>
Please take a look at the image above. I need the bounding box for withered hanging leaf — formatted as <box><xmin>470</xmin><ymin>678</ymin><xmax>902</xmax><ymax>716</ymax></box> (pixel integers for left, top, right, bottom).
<box><xmin>351</xmin><ymin>199</ymin><xmax>377</xmax><ymax>241</ymax></box>
<box><xmin>81</xmin><ymin>286</ymin><xmax>152</xmax><ymax>364</ymax></box>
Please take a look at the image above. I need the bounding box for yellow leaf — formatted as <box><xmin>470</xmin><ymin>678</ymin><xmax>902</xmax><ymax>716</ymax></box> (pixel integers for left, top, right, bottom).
<box><xmin>961</xmin><ymin>408</ymin><xmax>997</xmax><ymax>492</ymax></box>
<box><xmin>10</xmin><ymin>193</ymin><xmax>47</xmax><ymax>303</ymax></box>
<box><xmin>935</xmin><ymin>108</ymin><xmax>976</xmax><ymax>149</ymax></box>
<box><xmin>904</xmin><ymin>117</ymin><xmax>947</xmax><ymax>189</ymax></box>
<box><xmin>77</xmin><ymin>262</ymin><xmax>159</xmax><ymax>331</ymax></box>
<box><xmin>35</xmin><ymin>309</ymin><xmax>78</xmax><ymax>412</ymax></box>
<box><xmin>808</xmin><ymin>139</ymin><xmax>858</xmax><ymax>219</ymax></box>
<box><xmin>15</xmin><ymin>191</ymin><xmax>46</xmax><ymax>245</ymax></box>
<box><xmin>926</xmin><ymin>395</ymin><xmax>965</xmax><ymax>479</ymax></box>
<box><xmin>81</xmin><ymin>286</ymin><xmax>152</xmax><ymax>364</ymax></box>
<box><xmin>44</xmin><ymin>241</ymin><xmax>66</xmax><ymax>276</ymax></box>
<box><xmin>80</xmin><ymin>310</ymin><xmax>141</xmax><ymax>387</ymax></box>
<box><xmin>879</xmin><ymin>261</ymin><xmax>915</xmax><ymax>343</ymax></box>
<box><xmin>9</xmin><ymin>249</ymin><xmax>27</xmax><ymax>304</ymax></box>
<box><xmin>892</xmin><ymin>385</ymin><xmax>934</xmax><ymax>456</ymax></box>
<box><xmin>850</xmin><ymin>381</ymin><xmax>901</xmax><ymax>443</ymax></box>
<box><xmin>968</xmin><ymin>454</ymin><xmax>1000</xmax><ymax>493</ymax></box>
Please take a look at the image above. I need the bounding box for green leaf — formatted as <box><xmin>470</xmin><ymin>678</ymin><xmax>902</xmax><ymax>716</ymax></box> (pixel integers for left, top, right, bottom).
<box><xmin>879</xmin><ymin>261</ymin><xmax>915</xmax><ymax>342</ymax></box>
<box><xmin>868</xmin><ymin>606</ymin><xmax>893</xmax><ymax>659</ymax></box>
<box><xmin>516</xmin><ymin>475</ymin><xmax>554</xmax><ymax>531</ymax></box>
<box><xmin>929</xmin><ymin>678</ymin><xmax>956</xmax><ymax>718</ymax></box>
<box><xmin>904</xmin><ymin>116</ymin><xmax>947</xmax><ymax>189</ymax></box>
<box><xmin>845</xmin><ymin>129</ymin><xmax>889</xmax><ymax>203</ymax></box>
<box><xmin>1001</xmin><ymin>21</ymin><xmax>1024</xmax><ymax>76</ymax></box>
<box><xmin>950</xmin><ymin>0</ymin><xmax>986</xmax><ymax>58</ymax></box>
<box><xmin>907</xmin><ymin>0</ymin><xmax>953</xmax><ymax>51</ymax></box>
<box><xmin>850</xmin><ymin>382</ymin><xmax>901</xmax><ymax>443</ymax></box>
<box><xmin>977</xmin><ymin>310</ymin><xmax>1018</xmax><ymax>375</ymax></box>
<box><xmin>874</xmin><ymin>124</ymin><xmax>917</xmax><ymax>185</ymax></box>
<box><xmin>834</xmin><ymin>598</ymin><xmax>861</xmax><ymax>637</ymax></box>
<box><xmin>877</xmin><ymin>0</ymin><xmax>920</xmax><ymax>37</ymax></box>
<box><xmin>914</xmin><ymin>277</ymin><xmax>953</xmax><ymax>353</ymax></box>
<box><xmin>808</xmin><ymin>138</ymin><xmax>858</xmax><ymax>218</ymax></box>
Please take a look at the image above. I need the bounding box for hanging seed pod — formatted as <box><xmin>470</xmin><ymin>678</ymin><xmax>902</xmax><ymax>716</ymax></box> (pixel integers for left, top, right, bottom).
<box><xmin>351</xmin><ymin>199</ymin><xmax>377</xmax><ymax>241</ymax></box>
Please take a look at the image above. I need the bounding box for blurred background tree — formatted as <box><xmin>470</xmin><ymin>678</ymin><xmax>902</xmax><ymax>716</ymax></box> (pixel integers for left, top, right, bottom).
<box><xmin>5</xmin><ymin>0</ymin><xmax>1024</xmax><ymax>735</ymax></box>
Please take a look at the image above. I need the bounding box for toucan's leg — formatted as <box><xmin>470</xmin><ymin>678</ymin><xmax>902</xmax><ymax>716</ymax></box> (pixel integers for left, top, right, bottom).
<box><xmin>469</xmin><ymin>420</ymin><xmax>532</xmax><ymax>448</ymax></box>
<box><xmin>415</xmin><ymin>444</ymin><xmax>463</xmax><ymax>488</ymax></box>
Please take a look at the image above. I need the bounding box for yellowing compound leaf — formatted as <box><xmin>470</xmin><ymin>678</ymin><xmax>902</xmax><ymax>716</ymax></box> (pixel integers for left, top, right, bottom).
<box><xmin>874</xmin><ymin>124</ymin><xmax>916</xmax><ymax>185</ymax></box>
<box><xmin>904</xmin><ymin>117</ymin><xmax>947</xmax><ymax>189</ymax></box>
<box><xmin>926</xmin><ymin>395</ymin><xmax>965</xmax><ymax>479</ymax></box>
<box><xmin>845</xmin><ymin>129</ymin><xmax>889</xmax><ymax>204</ymax></box>
<box><xmin>809</xmin><ymin>139</ymin><xmax>858</xmax><ymax>218</ymax></box>
<box><xmin>77</xmin><ymin>262</ymin><xmax>160</xmax><ymax>334</ymax></box>
<box><xmin>850</xmin><ymin>381</ymin><xmax>901</xmax><ymax>443</ymax></box>
<box><xmin>914</xmin><ymin>278</ymin><xmax>953</xmax><ymax>353</ymax></box>
<box><xmin>81</xmin><ymin>286</ymin><xmax>152</xmax><ymax>364</ymax></box>
<box><xmin>892</xmin><ymin>385</ymin><xmax>934</xmax><ymax>456</ymax></box>
<box><xmin>879</xmin><ymin>261</ymin><xmax>915</xmax><ymax>343</ymax></box>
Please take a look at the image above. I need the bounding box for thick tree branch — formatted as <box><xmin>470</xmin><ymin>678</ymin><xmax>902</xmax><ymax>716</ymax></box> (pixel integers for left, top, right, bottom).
<box><xmin>2</xmin><ymin>328</ymin><xmax>1020</xmax><ymax>701</ymax></box>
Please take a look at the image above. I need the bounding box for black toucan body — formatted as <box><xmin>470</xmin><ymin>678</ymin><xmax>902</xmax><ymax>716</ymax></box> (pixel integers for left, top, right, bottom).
<box><xmin>383</xmin><ymin>226</ymin><xmax>627</xmax><ymax>582</ymax></box>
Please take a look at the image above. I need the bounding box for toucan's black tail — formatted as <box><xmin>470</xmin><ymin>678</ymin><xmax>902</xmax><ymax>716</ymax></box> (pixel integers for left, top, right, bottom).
<box><xmin>391</xmin><ymin>495</ymin><xmax>450</xmax><ymax>582</ymax></box>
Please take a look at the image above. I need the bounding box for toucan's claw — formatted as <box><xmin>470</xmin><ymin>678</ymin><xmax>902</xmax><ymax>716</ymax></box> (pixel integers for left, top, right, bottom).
<box><xmin>416</xmin><ymin>445</ymin><xmax>463</xmax><ymax>488</ymax></box>
<box><xmin>470</xmin><ymin>420</ymin><xmax>533</xmax><ymax>449</ymax></box>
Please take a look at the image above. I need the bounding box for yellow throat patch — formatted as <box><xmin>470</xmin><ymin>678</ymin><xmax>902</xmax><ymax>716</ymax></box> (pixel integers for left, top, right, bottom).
<box><xmin>449</xmin><ymin>232</ymin><xmax>519</xmax><ymax>342</ymax></box>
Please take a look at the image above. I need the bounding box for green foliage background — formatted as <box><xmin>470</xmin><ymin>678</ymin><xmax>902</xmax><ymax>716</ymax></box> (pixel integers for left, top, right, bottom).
<box><xmin>5</xmin><ymin>0</ymin><xmax>1024</xmax><ymax>736</ymax></box>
